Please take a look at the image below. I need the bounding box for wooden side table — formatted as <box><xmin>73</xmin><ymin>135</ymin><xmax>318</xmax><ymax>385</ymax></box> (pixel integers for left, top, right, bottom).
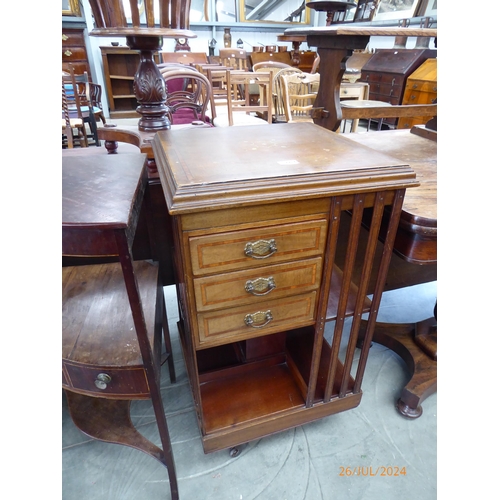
<box><xmin>62</xmin><ymin>153</ymin><xmax>179</xmax><ymax>500</ymax></box>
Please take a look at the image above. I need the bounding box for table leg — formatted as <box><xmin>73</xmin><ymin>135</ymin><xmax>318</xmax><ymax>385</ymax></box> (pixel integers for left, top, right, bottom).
<box><xmin>65</xmin><ymin>391</ymin><xmax>179</xmax><ymax>500</ymax></box>
<box><xmin>360</xmin><ymin>317</ymin><xmax>437</xmax><ymax>418</ymax></box>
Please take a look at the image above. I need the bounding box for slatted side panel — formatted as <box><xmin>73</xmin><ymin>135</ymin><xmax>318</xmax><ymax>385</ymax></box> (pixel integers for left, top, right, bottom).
<box><xmin>353</xmin><ymin>190</ymin><xmax>405</xmax><ymax>393</ymax></box>
<box><xmin>310</xmin><ymin>189</ymin><xmax>406</xmax><ymax>404</ymax></box>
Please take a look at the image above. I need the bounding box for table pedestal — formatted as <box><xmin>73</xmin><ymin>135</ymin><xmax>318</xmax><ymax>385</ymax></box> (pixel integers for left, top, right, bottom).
<box><xmin>126</xmin><ymin>35</ymin><xmax>171</xmax><ymax>132</ymax></box>
<box><xmin>360</xmin><ymin>317</ymin><xmax>437</xmax><ymax>418</ymax></box>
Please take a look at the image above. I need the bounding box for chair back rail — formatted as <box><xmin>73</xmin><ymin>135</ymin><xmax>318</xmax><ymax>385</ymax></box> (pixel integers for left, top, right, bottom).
<box><xmin>219</xmin><ymin>49</ymin><xmax>248</xmax><ymax>71</ymax></box>
<box><xmin>280</xmin><ymin>72</ymin><xmax>321</xmax><ymax>122</ymax></box>
<box><xmin>226</xmin><ymin>70</ymin><xmax>273</xmax><ymax>126</ymax></box>
<box><xmin>161</xmin><ymin>68</ymin><xmax>213</xmax><ymax>124</ymax></box>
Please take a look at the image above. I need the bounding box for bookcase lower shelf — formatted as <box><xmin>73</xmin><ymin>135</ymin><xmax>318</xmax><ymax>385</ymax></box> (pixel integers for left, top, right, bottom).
<box><xmin>180</xmin><ymin>323</ymin><xmax>362</xmax><ymax>454</ymax></box>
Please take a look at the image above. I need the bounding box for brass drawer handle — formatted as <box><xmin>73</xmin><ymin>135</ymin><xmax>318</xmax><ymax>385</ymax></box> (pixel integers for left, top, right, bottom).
<box><xmin>244</xmin><ymin>310</ymin><xmax>273</xmax><ymax>328</ymax></box>
<box><xmin>244</xmin><ymin>238</ymin><xmax>277</xmax><ymax>259</ymax></box>
<box><xmin>64</xmin><ymin>50</ymin><xmax>73</xmax><ymax>57</ymax></box>
<box><xmin>94</xmin><ymin>373</ymin><xmax>112</xmax><ymax>390</ymax></box>
<box><xmin>245</xmin><ymin>276</ymin><xmax>276</xmax><ymax>296</ymax></box>
<box><xmin>62</xmin><ymin>34</ymin><xmax>69</xmax><ymax>41</ymax></box>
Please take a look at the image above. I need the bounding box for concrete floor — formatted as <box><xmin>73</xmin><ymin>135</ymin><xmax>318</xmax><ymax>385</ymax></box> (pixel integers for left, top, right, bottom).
<box><xmin>62</xmin><ymin>281</ymin><xmax>437</xmax><ymax>500</ymax></box>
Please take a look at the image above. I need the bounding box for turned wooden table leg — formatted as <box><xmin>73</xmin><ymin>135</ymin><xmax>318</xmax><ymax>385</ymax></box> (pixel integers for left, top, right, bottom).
<box><xmin>126</xmin><ymin>35</ymin><xmax>171</xmax><ymax>132</ymax></box>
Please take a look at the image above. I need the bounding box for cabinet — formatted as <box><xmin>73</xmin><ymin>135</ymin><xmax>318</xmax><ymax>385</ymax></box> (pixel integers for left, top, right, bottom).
<box><xmin>153</xmin><ymin>122</ymin><xmax>418</xmax><ymax>454</ymax></box>
<box><xmin>62</xmin><ymin>27</ymin><xmax>92</xmax><ymax>78</ymax></box>
<box><xmin>358</xmin><ymin>48</ymin><xmax>436</xmax><ymax>126</ymax></box>
<box><xmin>100</xmin><ymin>46</ymin><xmax>160</xmax><ymax>118</ymax></box>
<box><xmin>397</xmin><ymin>58</ymin><xmax>437</xmax><ymax>130</ymax></box>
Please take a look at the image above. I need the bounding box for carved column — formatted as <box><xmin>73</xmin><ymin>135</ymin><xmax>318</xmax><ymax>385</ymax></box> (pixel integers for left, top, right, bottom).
<box><xmin>126</xmin><ymin>35</ymin><xmax>171</xmax><ymax>131</ymax></box>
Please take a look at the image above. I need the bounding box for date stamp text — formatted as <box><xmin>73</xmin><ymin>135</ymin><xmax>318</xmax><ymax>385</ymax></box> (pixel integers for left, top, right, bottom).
<box><xmin>339</xmin><ymin>466</ymin><xmax>407</xmax><ymax>477</ymax></box>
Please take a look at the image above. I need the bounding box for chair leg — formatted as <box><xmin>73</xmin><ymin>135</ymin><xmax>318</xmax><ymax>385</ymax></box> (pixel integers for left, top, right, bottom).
<box><xmin>76</xmin><ymin>126</ymin><xmax>88</xmax><ymax>147</ymax></box>
<box><xmin>161</xmin><ymin>295</ymin><xmax>176</xmax><ymax>383</ymax></box>
<box><xmin>63</xmin><ymin>128</ymin><xmax>74</xmax><ymax>148</ymax></box>
<box><xmin>86</xmin><ymin>114</ymin><xmax>100</xmax><ymax>146</ymax></box>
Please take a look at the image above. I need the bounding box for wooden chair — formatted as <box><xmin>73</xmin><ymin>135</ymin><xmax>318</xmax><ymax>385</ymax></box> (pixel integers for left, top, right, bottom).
<box><xmin>253</xmin><ymin>62</ymin><xmax>294</xmax><ymax>121</ymax></box>
<box><xmin>219</xmin><ymin>48</ymin><xmax>249</xmax><ymax>70</ymax></box>
<box><xmin>62</xmin><ymin>65</ymin><xmax>100</xmax><ymax>145</ymax></box>
<box><xmin>161</xmin><ymin>68</ymin><xmax>213</xmax><ymax>125</ymax></box>
<box><xmin>225</xmin><ymin>70</ymin><xmax>273</xmax><ymax>126</ymax></box>
<box><xmin>280</xmin><ymin>72</ymin><xmax>321</xmax><ymax>123</ymax></box>
<box><xmin>62</xmin><ymin>76</ymin><xmax>88</xmax><ymax>148</ymax></box>
<box><xmin>338</xmin><ymin>82</ymin><xmax>370</xmax><ymax>132</ymax></box>
<box><xmin>271</xmin><ymin>67</ymin><xmax>304</xmax><ymax>122</ymax></box>
<box><xmin>62</xmin><ymin>81</ymin><xmax>85</xmax><ymax>148</ymax></box>
<box><xmin>203</xmin><ymin>65</ymin><xmax>235</xmax><ymax>119</ymax></box>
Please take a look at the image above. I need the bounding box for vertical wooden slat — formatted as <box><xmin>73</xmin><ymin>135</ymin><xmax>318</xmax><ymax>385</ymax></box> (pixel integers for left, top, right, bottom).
<box><xmin>339</xmin><ymin>191</ymin><xmax>387</xmax><ymax>397</ymax></box>
<box><xmin>159</xmin><ymin>0</ymin><xmax>171</xmax><ymax>27</ymax></box>
<box><xmin>144</xmin><ymin>0</ymin><xmax>156</xmax><ymax>27</ymax></box>
<box><xmin>129</xmin><ymin>0</ymin><xmax>141</xmax><ymax>26</ymax></box>
<box><xmin>109</xmin><ymin>0</ymin><xmax>127</xmax><ymax>27</ymax></box>
<box><xmin>88</xmin><ymin>0</ymin><xmax>105</xmax><ymax>27</ymax></box>
<box><xmin>323</xmin><ymin>194</ymin><xmax>365</xmax><ymax>403</ymax></box>
<box><xmin>353</xmin><ymin>189</ymin><xmax>406</xmax><ymax>393</ymax></box>
<box><xmin>178</xmin><ymin>0</ymin><xmax>190</xmax><ymax>29</ymax></box>
<box><xmin>305</xmin><ymin>197</ymin><xmax>342</xmax><ymax>408</ymax></box>
<box><xmin>170</xmin><ymin>0</ymin><xmax>178</xmax><ymax>28</ymax></box>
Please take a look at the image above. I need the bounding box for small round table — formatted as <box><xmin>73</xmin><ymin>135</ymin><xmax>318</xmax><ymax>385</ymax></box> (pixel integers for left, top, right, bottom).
<box><xmin>306</xmin><ymin>1</ymin><xmax>357</xmax><ymax>25</ymax></box>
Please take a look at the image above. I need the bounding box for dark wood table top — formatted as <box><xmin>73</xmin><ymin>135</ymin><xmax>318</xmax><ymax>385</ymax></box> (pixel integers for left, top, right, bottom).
<box><xmin>62</xmin><ymin>153</ymin><xmax>148</xmax><ymax>256</ymax></box>
<box><xmin>344</xmin><ymin>129</ymin><xmax>436</xmax><ymax>264</ymax></box>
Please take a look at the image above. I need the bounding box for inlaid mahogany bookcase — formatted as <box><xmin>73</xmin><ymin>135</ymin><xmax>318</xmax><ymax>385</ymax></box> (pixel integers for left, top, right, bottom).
<box><xmin>153</xmin><ymin>122</ymin><xmax>419</xmax><ymax>454</ymax></box>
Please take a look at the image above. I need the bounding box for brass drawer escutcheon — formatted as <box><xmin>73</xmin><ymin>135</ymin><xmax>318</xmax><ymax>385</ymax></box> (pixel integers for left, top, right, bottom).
<box><xmin>245</xmin><ymin>276</ymin><xmax>276</xmax><ymax>296</ymax></box>
<box><xmin>244</xmin><ymin>310</ymin><xmax>273</xmax><ymax>328</ymax></box>
<box><xmin>244</xmin><ymin>238</ymin><xmax>277</xmax><ymax>259</ymax></box>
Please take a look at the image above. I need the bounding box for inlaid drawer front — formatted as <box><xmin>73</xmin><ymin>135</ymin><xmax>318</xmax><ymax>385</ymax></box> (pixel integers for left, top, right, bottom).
<box><xmin>196</xmin><ymin>292</ymin><xmax>317</xmax><ymax>348</ymax></box>
<box><xmin>193</xmin><ymin>257</ymin><xmax>323</xmax><ymax>312</ymax></box>
<box><xmin>63</xmin><ymin>361</ymin><xmax>150</xmax><ymax>398</ymax></box>
<box><xmin>189</xmin><ymin>219</ymin><xmax>328</xmax><ymax>276</ymax></box>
